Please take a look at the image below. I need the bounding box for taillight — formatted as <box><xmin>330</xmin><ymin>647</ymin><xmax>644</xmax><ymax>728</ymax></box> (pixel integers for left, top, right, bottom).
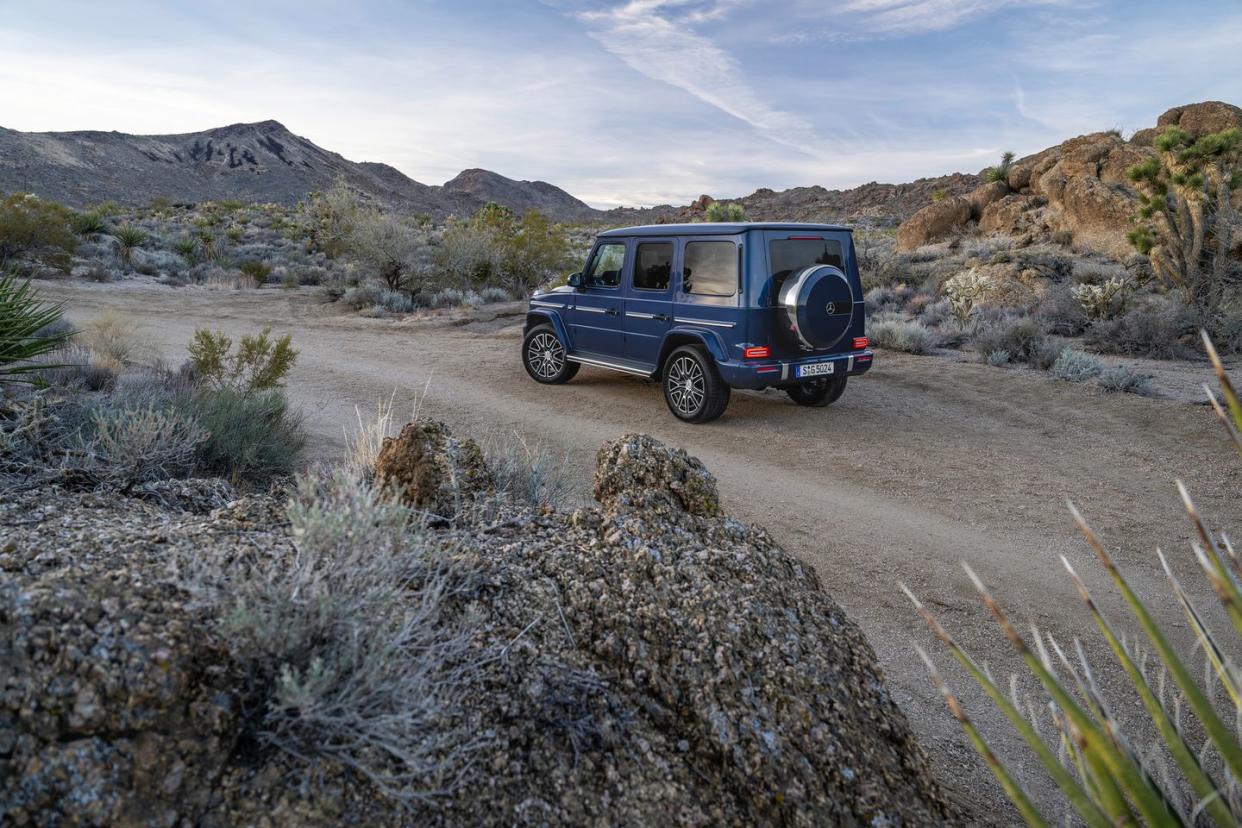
<box><xmin>852</xmin><ymin>337</ymin><xmax>869</xmax><ymax>350</ymax></box>
<box><xmin>743</xmin><ymin>345</ymin><xmax>771</xmax><ymax>359</ymax></box>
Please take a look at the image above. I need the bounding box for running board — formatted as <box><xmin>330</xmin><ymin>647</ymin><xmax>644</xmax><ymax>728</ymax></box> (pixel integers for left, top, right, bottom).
<box><xmin>567</xmin><ymin>353</ymin><xmax>655</xmax><ymax>377</ymax></box>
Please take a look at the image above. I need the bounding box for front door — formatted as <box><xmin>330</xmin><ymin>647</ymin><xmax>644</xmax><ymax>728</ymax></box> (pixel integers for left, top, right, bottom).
<box><xmin>624</xmin><ymin>239</ymin><xmax>674</xmax><ymax>365</ymax></box>
<box><xmin>570</xmin><ymin>240</ymin><xmax>627</xmax><ymax>356</ymax></box>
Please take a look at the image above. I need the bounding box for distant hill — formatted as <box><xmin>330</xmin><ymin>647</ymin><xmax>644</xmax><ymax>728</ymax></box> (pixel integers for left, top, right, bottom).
<box><xmin>0</xmin><ymin>120</ymin><xmax>598</xmax><ymax>220</ymax></box>
<box><xmin>0</xmin><ymin>117</ymin><xmax>985</xmax><ymax>226</ymax></box>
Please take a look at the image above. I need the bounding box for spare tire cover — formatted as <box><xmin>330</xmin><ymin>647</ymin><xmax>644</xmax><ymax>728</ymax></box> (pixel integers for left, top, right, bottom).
<box><xmin>777</xmin><ymin>265</ymin><xmax>855</xmax><ymax>350</ymax></box>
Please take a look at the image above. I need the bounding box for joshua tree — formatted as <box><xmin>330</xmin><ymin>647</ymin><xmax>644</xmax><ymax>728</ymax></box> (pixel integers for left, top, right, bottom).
<box><xmin>704</xmin><ymin>201</ymin><xmax>746</xmax><ymax>222</ymax></box>
<box><xmin>1127</xmin><ymin>127</ymin><xmax>1241</xmax><ymax>308</ymax></box>
<box><xmin>985</xmin><ymin>151</ymin><xmax>1015</xmax><ymax>183</ymax></box>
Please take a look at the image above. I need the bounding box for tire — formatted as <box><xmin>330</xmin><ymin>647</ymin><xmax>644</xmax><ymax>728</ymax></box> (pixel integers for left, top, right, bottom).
<box><xmin>786</xmin><ymin>375</ymin><xmax>847</xmax><ymax>407</ymax></box>
<box><xmin>522</xmin><ymin>325</ymin><xmax>579</xmax><ymax>384</ymax></box>
<box><xmin>662</xmin><ymin>345</ymin><xmax>730</xmax><ymax>423</ymax></box>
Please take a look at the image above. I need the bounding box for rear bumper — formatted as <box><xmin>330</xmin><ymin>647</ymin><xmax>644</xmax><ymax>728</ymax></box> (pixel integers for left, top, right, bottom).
<box><xmin>718</xmin><ymin>350</ymin><xmax>873</xmax><ymax>390</ymax></box>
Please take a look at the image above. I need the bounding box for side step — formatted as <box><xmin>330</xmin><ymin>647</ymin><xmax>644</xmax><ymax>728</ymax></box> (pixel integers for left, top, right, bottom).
<box><xmin>567</xmin><ymin>352</ymin><xmax>656</xmax><ymax>378</ymax></box>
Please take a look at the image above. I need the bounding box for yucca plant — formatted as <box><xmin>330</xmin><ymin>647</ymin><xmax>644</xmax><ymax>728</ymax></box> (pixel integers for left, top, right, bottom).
<box><xmin>908</xmin><ymin>330</ymin><xmax>1242</xmax><ymax>826</ymax></box>
<box><xmin>0</xmin><ymin>273</ymin><xmax>73</xmax><ymax>382</ymax></box>
<box><xmin>112</xmin><ymin>223</ymin><xmax>147</xmax><ymax>264</ymax></box>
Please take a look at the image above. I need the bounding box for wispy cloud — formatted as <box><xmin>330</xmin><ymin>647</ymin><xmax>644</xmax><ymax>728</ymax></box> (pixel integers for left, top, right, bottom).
<box><xmin>573</xmin><ymin>0</ymin><xmax>825</xmax><ymax>156</ymax></box>
<box><xmin>775</xmin><ymin>0</ymin><xmax>1074</xmax><ymax>40</ymax></box>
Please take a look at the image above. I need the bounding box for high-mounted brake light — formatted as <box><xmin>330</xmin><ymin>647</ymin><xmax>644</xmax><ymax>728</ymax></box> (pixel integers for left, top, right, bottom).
<box><xmin>743</xmin><ymin>345</ymin><xmax>771</xmax><ymax>359</ymax></box>
<box><xmin>852</xmin><ymin>337</ymin><xmax>869</xmax><ymax>350</ymax></box>
<box><xmin>787</xmin><ymin>235</ymin><xmax>822</xmax><ymax>240</ymax></box>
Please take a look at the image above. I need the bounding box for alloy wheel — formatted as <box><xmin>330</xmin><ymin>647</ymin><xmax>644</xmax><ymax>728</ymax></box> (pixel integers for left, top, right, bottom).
<box><xmin>667</xmin><ymin>355</ymin><xmax>706</xmax><ymax>416</ymax></box>
<box><xmin>527</xmin><ymin>332</ymin><xmax>565</xmax><ymax>380</ymax></box>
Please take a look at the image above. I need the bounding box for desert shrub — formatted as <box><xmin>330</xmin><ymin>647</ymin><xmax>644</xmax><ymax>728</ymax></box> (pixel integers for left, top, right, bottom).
<box><xmin>704</xmin><ymin>201</ymin><xmax>746</xmax><ymax>222</ymax></box>
<box><xmin>943</xmin><ymin>269</ymin><xmax>994</xmax><ymax>327</ymax></box>
<box><xmin>171</xmin><ymin>236</ymin><xmax>200</xmax><ymax>264</ymax></box>
<box><xmin>984</xmin><ymin>349</ymin><xmax>1011</xmax><ymax>367</ymax></box>
<box><xmin>1029</xmin><ymin>340</ymin><xmax>1065</xmax><ymax>371</ymax></box>
<box><xmin>303</xmin><ymin>182</ymin><xmax>360</xmax><ymax>259</ymax></box>
<box><xmin>1034</xmin><ymin>283</ymin><xmax>1089</xmax><ymax>336</ymax></box>
<box><xmin>281</xmin><ymin>269</ymin><xmax>299</xmax><ymax>289</ymax></box>
<box><xmin>1211</xmin><ymin>303</ymin><xmax>1242</xmax><ymax>354</ymax></box>
<box><xmin>484</xmin><ymin>431</ymin><xmax>572</xmax><ymax>507</ymax></box>
<box><xmin>478</xmin><ymin>286</ymin><xmax>512</xmax><ymax>303</ymax></box>
<box><xmin>984</xmin><ymin>150</ymin><xmax>1014</xmax><ymax>183</ymax></box>
<box><xmin>131</xmin><ymin>249</ymin><xmax>185</xmax><ymax>277</ymax></box>
<box><xmin>85</xmin><ymin>404</ymin><xmax>205</xmax><ymax>493</ymax></box>
<box><xmin>71</xmin><ymin>209</ymin><xmax>108</xmax><ymax>238</ymax></box>
<box><xmin>973</xmin><ymin>316</ymin><xmax>1048</xmax><ymax>365</ymax></box>
<box><xmin>1051</xmin><ymin>349</ymin><xmax>1103</xmax><ymax>381</ymax></box>
<box><xmin>297</xmin><ymin>265</ymin><xmax>328</xmax><ymax>286</ymax></box>
<box><xmin>1083</xmin><ymin>296</ymin><xmax>1200</xmax><ymax>359</ymax></box>
<box><xmin>351</xmin><ymin>208</ymin><xmax>430</xmax><ymax>292</ymax></box>
<box><xmin>0</xmin><ymin>274</ymin><xmax>73</xmax><ymax>383</ymax></box>
<box><xmin>225</xmin><ymin>224</ymin><xmax>244</xmax><ymax>243</ymax></box>
<box><xmin>32</xmin><ymin>346</ymin><xmax>117</xmax><ymax>391</ymax></box>
<box><xmin>870</xmin><ymin>320</ymin><xmax>938</xmax><ymax>354</ymax></box>
<box><xmin>918</xmin><ymin>297</ymin><xmax>954</xmax><ymax>328</ymax></box>
<box><xmin>856</xmin><ymin>231</ymin><xmax>901</xmax><ymax>289</ymax></box>
<box><xmin>182</xmin><ymin>388</ymin><xmax>305</xmax><ymax>483</ymax></box>
<box><xmin>428</xmin><ymin>288</ymin><xmax>470</xmax><ymax>309</ymax></box>
<box><xmin>187</xmin><ymin>327</ymin><xmax>297</xmax><ymax>393</ymax></box>
<box><xmin>342</xmin><ymin>282</ymin><xmax>386</xmax><ymax>310</ymax></box>
<box><xmin>112</xmin><ymin>223</ymin><xmax>147</xmax><ymax>265</ymax></box>
<box><xmin>0</xmin><ymin>193</ymin><xmax>77</xmax><ymax>270</ymax></box>
<box><xmin>438</xmin><ymin>203</ymin><xmax>570</xmax><ymax>296</ymax></box>
<box><xmin>239</xmin><ymin>260</ymin><xmax>272</xmax><ymax>282</ymax></box>
<box><xmin>211</xmin><ymin>472</ymin><xmax>481</xmax><ymax>801</ymax></box>
<box><xmin>80</xmin><ymin>311</ymin><xmax>139</xmax><ymax>366</ymax></box>
<box><xmin>907</xmin><ymin>334</ymin><xmax>1241</xmax><ymax>826</ymax></box>
<box><xmin>1097</xmin><ymin>364</ymin><xmax>1155</xmax><ymax>396</ymax></box>
<box><xmin>1071</xmin><ymin>276</ymin><xmax>1129</xmax><ymax>319</ymax></box>
<box><xmin>1012</xmin><ymin>245</ymin><xmax>1075</xmax><ymax>282</ymax></box>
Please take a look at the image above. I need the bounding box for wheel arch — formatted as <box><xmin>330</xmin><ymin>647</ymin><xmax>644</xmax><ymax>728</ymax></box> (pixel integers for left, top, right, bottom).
<box><xmin>525</xmin><ymin>310</ymin><xmax>570</xmax><ymax>345</ymax></box>
<box><xmin>656</xmin><ymin>328</ymin><xmax>727</xmax><ymax>373</ymax></box>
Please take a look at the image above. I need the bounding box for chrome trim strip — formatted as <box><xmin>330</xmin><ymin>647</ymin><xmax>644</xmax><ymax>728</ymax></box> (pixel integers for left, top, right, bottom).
<box><xmin>674</xmin><ymin>317</ymin><xmax>735</xmax><ymax>329</ymax></box>
<box><xmin>567</xmin><ymin>355</ymin><xmax>653</xmax><ymax>376</ymax></box>
<box><xmin>529</xmin><ymin>300</ymin><xmax>562</xmax><ymax>309</ymax></box>
<box><xmin>848</xmin><ymin>355</ymin><xmax>854</xmax><ymax>372</ymax></box>
<box><xmin>577</xmin><ymin>306</ymin><xmax>608</xmax><ymax>314</ymax></box>
<box><xmin>626</xmin><ymin>311</ymin><xmax>657</xmax><ymax>319</ymax></box>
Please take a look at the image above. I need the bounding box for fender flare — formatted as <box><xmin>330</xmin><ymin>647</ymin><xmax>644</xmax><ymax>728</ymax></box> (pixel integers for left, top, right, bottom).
<box><xmin>658</xmin><ymin>326</ymin><xmax>730</xmax><ymax>369</ymax></box>
<box><xmin>525</xmin><ymin>309</ymin><xmax>571</xmax><ymax>348</ymax></box>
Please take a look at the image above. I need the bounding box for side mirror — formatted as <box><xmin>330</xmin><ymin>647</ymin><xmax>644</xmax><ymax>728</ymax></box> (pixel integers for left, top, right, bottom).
<box><xmin>567</xmin><ymin>272</ymin><xmax>583</xmax><ymax>289</ymax></box>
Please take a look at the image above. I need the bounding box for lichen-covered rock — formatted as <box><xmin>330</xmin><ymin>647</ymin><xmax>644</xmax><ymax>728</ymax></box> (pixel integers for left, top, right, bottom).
<box><xmin>593</xmin><ymin>433</ymin><xmax>719</xmax><ymax>516</ymax></box>
<box><xmin>896</xmin><ymin>196</ymin><xmax>972</xmax><ymax>251</ymax></box>
<box><xmin>966</xmin><ymin>179</ymin><xmax>1010</xmax><ymax>217</ymax></box>
<box><xmin>1155</xmin><ymin>100</ymin><xmax>1242</xmax><ymax>138</ymax></box>
<box><xmin>2</xmin><ymin>430</ymin><xmax>956</xmax><ymax>826</ymax></box>
<box><xmin>374</xmin><ymin>419</ymin><xmax>494</xmax><ymax>517</ymax></box>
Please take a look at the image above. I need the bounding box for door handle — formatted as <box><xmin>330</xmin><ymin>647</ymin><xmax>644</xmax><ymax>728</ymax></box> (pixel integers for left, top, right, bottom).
<box><xmin>653</xmin><ymin>313</ymin><xmax>670</xmax><ymax>322</ymax></box>
<box><xmin>605</xmin><ymin>307</ymin><xmax>619</xmax><ymax>316</ymax></box>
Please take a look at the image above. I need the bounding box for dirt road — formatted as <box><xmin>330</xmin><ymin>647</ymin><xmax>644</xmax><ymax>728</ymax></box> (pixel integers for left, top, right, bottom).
<box><xmin>44</xmin><ymin>280</ymin><xmax>1242</xmax><ymax>822</ymax></box>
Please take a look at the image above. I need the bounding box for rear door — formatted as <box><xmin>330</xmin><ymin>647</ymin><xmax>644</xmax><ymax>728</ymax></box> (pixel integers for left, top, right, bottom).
<box><xmin>624</xmin><ymin>238</ymin><xmax>674</xmax><ymax>366</ymax></box>
<box><xmin>570</xmin><ymin>239</ymin><xmax>627</xmax><ymax>356</ymax></box>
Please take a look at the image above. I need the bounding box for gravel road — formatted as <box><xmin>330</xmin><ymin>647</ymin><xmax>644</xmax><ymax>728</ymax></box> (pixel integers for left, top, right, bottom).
<box><xmin>44</xmin><ymin>279</ymin><xmax>1242</xmax><ymax>823</ymax></box>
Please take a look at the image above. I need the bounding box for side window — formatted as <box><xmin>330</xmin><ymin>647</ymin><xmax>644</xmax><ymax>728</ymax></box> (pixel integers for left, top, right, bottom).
<box><xmin>683</xmin><ymin>241</ymin><xmax>737</xmax><ymax>297</ymax></box>
<box><xmin>632</xmin><ymin>242</ymin><xmax>672</xmax><ymax>291</ymax></box>
<box><xmin>586</xmin><ymin>242</ymin><xmax>626</xmax><ymax>288</ymax></box>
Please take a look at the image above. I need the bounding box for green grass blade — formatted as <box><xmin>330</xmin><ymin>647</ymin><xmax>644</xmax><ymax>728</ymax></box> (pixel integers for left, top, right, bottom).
<box><xmin>915</xmin><ymin>646</ymin><xmax>1051</xmax><ymax>828</ymax></box>
<box><xmin>1163</xmin><ymin>550</ymin><xmax>1242</xmax><ymax>709</ymax></box>
<box><xmin>902</xmin><ymin>584</ymin><xmax>1113</xmax><ymax>828</ymax></box>
<box><xmin>1067</xmin><ymin>554</ymin><xmax>1236</xmax><ymax>826</ymax></box>
<box><xmin>1203</xmin><ymin>331</ymin><xmax>1242</xmax><ymax>431</ymax></box>
<box><xmin>1070</xmin><ymin>503</ymin><xmax>1242</xmax><ymax>786</ymax></box>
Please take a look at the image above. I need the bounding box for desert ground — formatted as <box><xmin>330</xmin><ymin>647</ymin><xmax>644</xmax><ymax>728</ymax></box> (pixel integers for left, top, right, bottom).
<box><xmin>38</xmin><ymin>276</ymin><xmax>1241</xmax><ymax>821</ymax></box>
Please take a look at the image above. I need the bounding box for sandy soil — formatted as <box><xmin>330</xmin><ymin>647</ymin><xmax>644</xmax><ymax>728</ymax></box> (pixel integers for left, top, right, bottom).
<box><xmin>41</xmin><ymin>279</ymin><xmax>1242</xmax><ymax>823</ymax></box>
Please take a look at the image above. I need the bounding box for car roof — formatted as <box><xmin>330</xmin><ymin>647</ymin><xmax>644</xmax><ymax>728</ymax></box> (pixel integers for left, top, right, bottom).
<box><xmin>596</xmin><ymin>222</ymin><xmax>853</xmax><ymax>238</ymax></box>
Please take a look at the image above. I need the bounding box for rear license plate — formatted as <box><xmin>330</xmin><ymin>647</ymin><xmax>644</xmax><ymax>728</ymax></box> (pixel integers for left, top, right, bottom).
<box><xmin>796</xmin><ymin>361</ymin><xmax>835</xmax><ymax>378</ymax></box>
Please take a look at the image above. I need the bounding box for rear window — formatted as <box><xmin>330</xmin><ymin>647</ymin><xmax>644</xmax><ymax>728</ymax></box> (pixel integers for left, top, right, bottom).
<box><xmin>768</xmin><ymin>238</ymin><xmax>844</xmax><ymax>303</ymax></box>
<box><xmin>683</xmin><ymin>241</ymin><xmax>737</xmax><ymax>297</ymax></box>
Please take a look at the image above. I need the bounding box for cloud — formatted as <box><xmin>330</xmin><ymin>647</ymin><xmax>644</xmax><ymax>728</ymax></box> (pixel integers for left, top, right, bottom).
<box><xmin>776</xmin><ymin>0</ymin><xmax>1074</xmax><ymax>39</ymax></box>
<box><xmin>572</xmin><ymin>0</ymin><xmax>825</xmax><ymax>156</ymax></box>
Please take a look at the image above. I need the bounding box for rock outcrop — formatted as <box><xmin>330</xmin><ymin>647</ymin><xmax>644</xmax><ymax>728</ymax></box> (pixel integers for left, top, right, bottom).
<box><xmin>2</xmin><ymin>425</ymin><xmax>954</xmax><ymax>826</ymax></box>
<box><xmin>374</xmin><ymin>419</ymin><xmax>494</xmax><ymax>517</ymax></box>
<box><xmin>896</xmin><ymin>101</ymin><xmax>1242</xmax><ymax>258</ymax></box>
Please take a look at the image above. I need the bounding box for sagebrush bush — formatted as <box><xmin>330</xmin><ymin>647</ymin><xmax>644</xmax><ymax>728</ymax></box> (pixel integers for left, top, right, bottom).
<box><xmin>1034</xmin><ymin>283</ymin><xmax>1089</xmax><ymax>336</ymax></box>
<box><xmin>973</xmin><ymin>316</ymin><xmax>1048</xmax><ymax>365</ymax></box>
<box><xmin>79</xmin><ymin>310</ymin><xmax>139</xmax><ymax>366</ymax></box>
<box><xmin>870</xmin><ymin>320</ymin><xmax>938</xmax><ymax>354</ymax></box>
<box><xmin>1097</xmin><ymin>364</ymin><xmax>1155</xmax><ymax>396</ymax></box>
<box><xmin>86</xmin><ymin>404</ymin><xmax>205</xmax><ymax>493</ymax></box>
<box><xmin>181</xmin><ymin>388</ymin><xmax>305</xmax><ymax>483</ymax></box>
<box><xmin>1051</xmin><ymin>349</ymin><xmax>1103</xmax><ymax>382</ymax></box>
<box><xmin>0</xmin><ymin>193</ymin><xmax>77</xmax><ymax>270</ymax></box>
<box><xmin>484</xmin><ymin>431</ymin><xmax>573</xmax><ymax>507</ymax></box>
<box><xmin>210</xmin><ymin>472</ymin><xmax>482</xmax><ymax>802</ymax></box>
<box><xmin>1084</xmin><ymin>296</ymin><xmax>1200</xmax><ymax>359</ymax></box>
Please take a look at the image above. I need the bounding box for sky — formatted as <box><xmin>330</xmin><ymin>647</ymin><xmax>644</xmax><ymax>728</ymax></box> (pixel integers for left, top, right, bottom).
<box><xmin>1</xmin><ymin>0</ymin><xmax>1239</xmax><ymax>208</ymax></box>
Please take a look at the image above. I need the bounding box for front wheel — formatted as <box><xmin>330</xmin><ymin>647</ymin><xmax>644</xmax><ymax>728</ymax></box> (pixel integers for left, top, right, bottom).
<box><xmin>786</xmin><ymin>375</ymin><xmax>847</xmax><ymax>407</ymax></box>
<box><xmin>662</xmin><ymin>345</ymin><xmax>730</xmax><ymax>423</ymax></box>
<box><xmin>523</xmin><ymin>325</ymin><xmax>579</xmax><ymax>384</ymax></box>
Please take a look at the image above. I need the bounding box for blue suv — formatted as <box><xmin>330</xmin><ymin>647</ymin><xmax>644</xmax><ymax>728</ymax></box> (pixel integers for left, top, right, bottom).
<box><xmin>521</xmin><ymin>223</ymin><xmax>873</xmax><ymax>423</ymax></box>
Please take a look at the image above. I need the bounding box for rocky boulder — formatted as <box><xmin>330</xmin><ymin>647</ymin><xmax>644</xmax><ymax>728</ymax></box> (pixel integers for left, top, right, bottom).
<box><xmin>967</xmin><ymin>180</ymin><xmax>1010</xmax><ymax>217</ymax></box>
<box><xmin>896</xmin><ymin>195</ymin><xmax>972</xmax><ymax>251</ymax></box>
<box><xmin>1155</xmin><ymin>100</ymin><xmax>1242</xmax><ymax>138</ymax></box>
<box><xmin>374</xmin><ymin>419</ymin><xmax>494</xmax><ymax>517</ymax></box>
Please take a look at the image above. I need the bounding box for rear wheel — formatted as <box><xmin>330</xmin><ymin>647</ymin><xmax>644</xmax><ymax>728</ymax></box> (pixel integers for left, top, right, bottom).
<box><xmin>786</xmin><ymin>375</ymin><xmax>847</xmax><ymax>407</ymax></box>
<box><xmin>662</xmin><ymin>345</ymin><xmax>730</xmax><ymax>423</ymax></box>
<box><xmin>522</xmin><ymin>325</ymin><xmax>579</xmax><ymax>384</ymax></box>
